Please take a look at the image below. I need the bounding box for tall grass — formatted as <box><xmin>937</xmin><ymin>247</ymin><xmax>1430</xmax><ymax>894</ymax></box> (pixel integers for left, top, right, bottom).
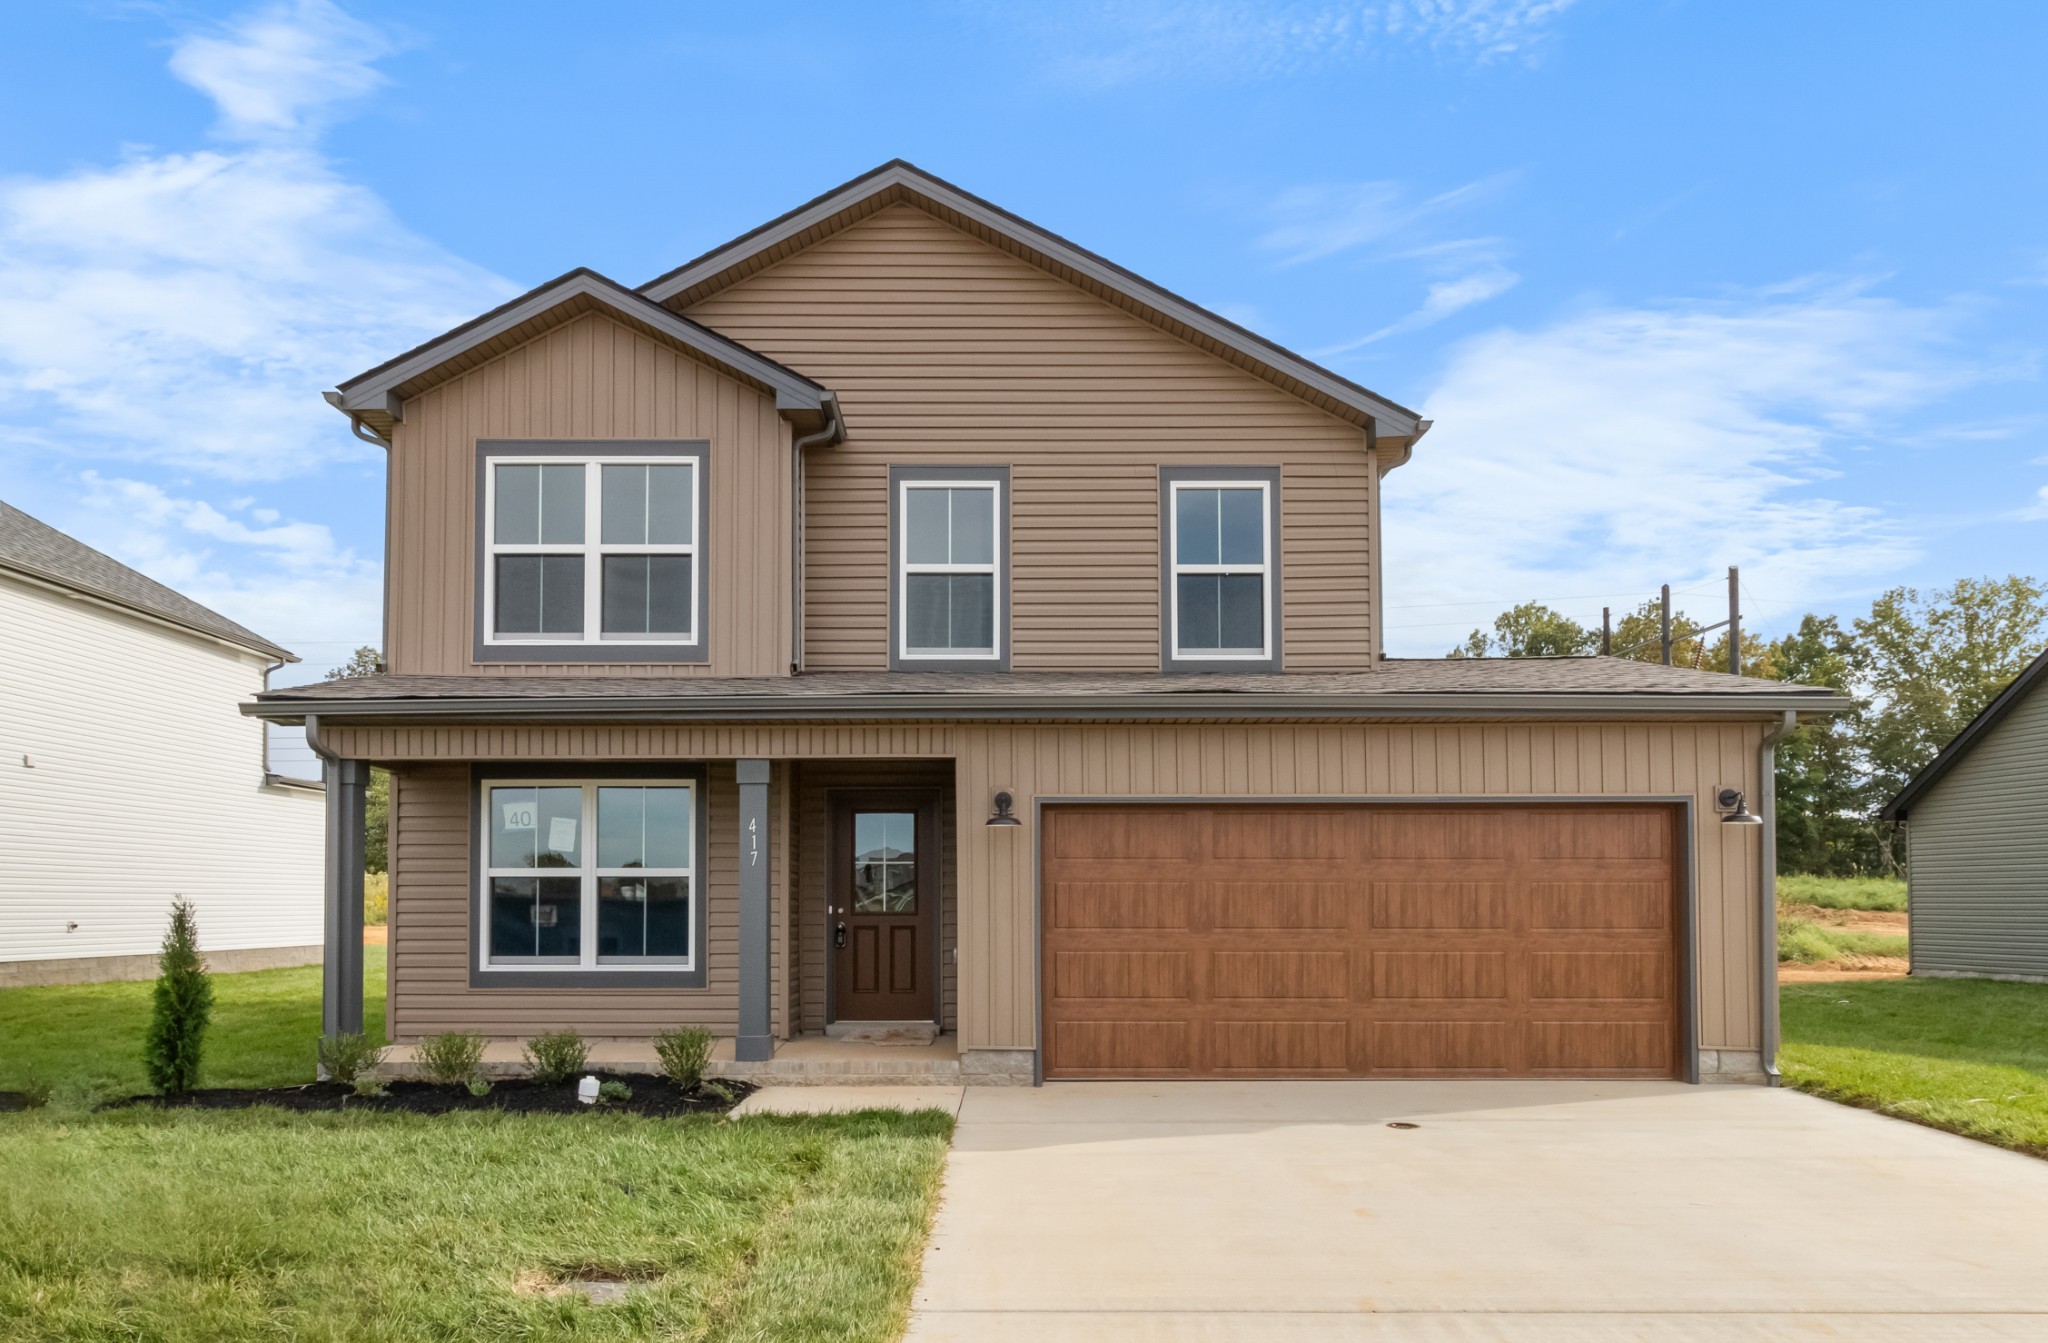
<box><xmin>1777</xmin><ymin>874</ymin><xmax>1907</xmax><ymax>912</ymax></box>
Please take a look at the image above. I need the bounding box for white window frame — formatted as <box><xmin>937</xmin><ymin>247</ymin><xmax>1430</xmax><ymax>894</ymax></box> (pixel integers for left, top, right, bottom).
<box><xmin>481</xmin><ymin>456</ymin><xmax>700</xmax><ymax>648</ymax></box>
<box><xmin>897</xmin><ymin>477</ymin><xmax>1003</xmax><ymax>662</ymax></box>
<box><xmin>478</xmin><ymin>778</ymin><xmax>697</xmax><ymax>974</ymax></box>
<box><xmin>1168</xmin><ymin>479</ymin><xmax>1273</xmax><ymax>662</ymax></box>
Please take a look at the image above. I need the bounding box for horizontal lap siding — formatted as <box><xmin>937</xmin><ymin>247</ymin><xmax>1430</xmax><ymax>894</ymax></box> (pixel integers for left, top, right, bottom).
<box><xmin>386</xmin><ymin>761</ymin><xmax>790</xmax><ymax>1039</ymax></box>
<box><xmin>1910</xmin><ymin>682</ymin><xmax>2048</xmax><ymax>980</ymax></box>
<box><xmin>323</xmin><ymin>724</ymin><xmax>956</xmax><ymax>762</ymax></box>
<box><xmin>683</xmin><ymin>205</ymin><xmax>1376</xmax><ymax>672</ymax></box>
<box><xmin>388</xmin><ymin>312</ymin><xmax>791</xmax><ymax>678</ymax></box>
<box><xmin>951</xmin><ymin>721</ymin><xmax>1764</xmax><ymax>1056</ymax></box>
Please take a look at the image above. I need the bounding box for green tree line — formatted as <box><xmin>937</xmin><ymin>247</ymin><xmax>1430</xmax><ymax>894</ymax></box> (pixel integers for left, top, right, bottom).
<box><xmin>1449</xmin><ymin>577</ymin><xmax>2048</xmax><ymax>875</ymax></box>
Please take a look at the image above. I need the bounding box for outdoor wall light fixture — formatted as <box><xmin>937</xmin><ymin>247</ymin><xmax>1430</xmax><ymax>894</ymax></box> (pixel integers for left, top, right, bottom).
<box><xmin>987</xmin><ymin>790</ymin><xmax>1023</xmax><ymax>827</ymax></box>
<box><xmin>1717</xmin><ymin>787</ymin><xmax>1764</xmax><ymax>826</ymax></box>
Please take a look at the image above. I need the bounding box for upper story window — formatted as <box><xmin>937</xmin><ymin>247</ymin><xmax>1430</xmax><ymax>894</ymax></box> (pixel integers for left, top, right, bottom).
<box><xmin>1160</xmin><ymin>466</ymin><xmax>1282</xmax><ymax>672</ymax></box>
<box><xmin>474</xmin><ymin>441</ymin><xmax>709</xmax><ymax>664</ymax></box>
<box><xmin>890</xmin><ymin>465</ymin><xmax>1009</xmax><ymax>671</ymax></box>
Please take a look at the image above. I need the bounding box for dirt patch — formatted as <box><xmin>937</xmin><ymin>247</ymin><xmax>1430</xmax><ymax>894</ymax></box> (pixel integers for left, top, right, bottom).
<box><xmin>1779</xmin><ymin>961</ymin><xmax>1910</xmax><ymax>983</ymax></box>
<box><xmin>1782</xmin><ymin>904</ymin><xmax>1908</xmax><ymax>935</ymax></box>
<box><xmin>363</xmin><ymin>925</ymin><xmax>388</xmax><ymax>946</ymax></box>
<box><xmin>105</xmin><ymin>1071</ymin><xmax>752</xmax><ymax>1118</ymax></box>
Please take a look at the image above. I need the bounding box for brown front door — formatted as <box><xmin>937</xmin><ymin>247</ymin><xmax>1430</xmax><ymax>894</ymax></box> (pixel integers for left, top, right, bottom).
<box><xmin>1040</xmin><ymin>803</ymin><xmax>1683</xmax><ymax>1080</ymax></box>
<box><xmin>831</xmin><ymin>793</ymin><xmax>939</xmax><ymax>1022</ymax></box>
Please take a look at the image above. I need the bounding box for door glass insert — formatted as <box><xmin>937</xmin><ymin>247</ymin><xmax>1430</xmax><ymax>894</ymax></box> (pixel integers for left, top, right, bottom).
<box><xmin>852</xmin><ymin>812</ymin><xmax>916</xmax><ymax>913</ymax></box>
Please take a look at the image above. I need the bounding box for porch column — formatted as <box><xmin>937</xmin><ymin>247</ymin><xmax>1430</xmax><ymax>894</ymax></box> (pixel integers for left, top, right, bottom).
<box><xmin>735</xmin><ymin>759</ymin><xmax>774</xmax><ymax>1061</ymax></box>
<box><xmin>321</xmin><ymin>757</ymin><xmax>368</xmax><ymax>1039</ymax></box>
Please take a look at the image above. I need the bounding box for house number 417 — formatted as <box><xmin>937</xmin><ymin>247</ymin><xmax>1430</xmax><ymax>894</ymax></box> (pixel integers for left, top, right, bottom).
<box><xmin>748</xmin><ymin>816</ymin><xmax>760</xmax><ymax>867</ymax></box>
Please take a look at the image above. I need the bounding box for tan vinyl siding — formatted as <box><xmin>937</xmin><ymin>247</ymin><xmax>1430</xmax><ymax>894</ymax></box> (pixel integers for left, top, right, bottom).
<box><xmin>950</xmin><ymin>721</ymin><xmax>1765</xmax><ymax>1056</ymax></box>
<box><xmin>383</xmin><ymin>760</ymin><xmax>790</xmax><ymax>1040</ymax></box>
<box><xmin>791</xmin><ymin>760</ymin><xmax>958</xmax><ymax>1033</ymax></box>
<box><xmin>684</xmin><ymin>204</ymin><xmax>1377</xmax><ymax>672</ymax></box>
<box><xmin>1908</xmin><ymin>679</ymin><xmax>2048</xmax><ymax>982</ymax></box>
<box><xmin>386</xmin><ymin>311</ymin><xmax>792</xmax><ymax>678</ymax></box>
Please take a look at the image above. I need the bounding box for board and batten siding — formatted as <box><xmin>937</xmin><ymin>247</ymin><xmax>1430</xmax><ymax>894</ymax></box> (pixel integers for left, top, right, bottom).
<box><xmin>950</xmin><ymin>721</ymin><xmax>1767</xmax><ymax>1057</ymax></box>
<box><xmin>385</xmin><ymin>760</ymin><xmax>790</xmax><ymax>1040</ymax></box>
<box><xmin>683</xmin><ymin>204</ymin><xmax>1380</xmax><ymax>672</ymax></box>
<box><xmin>0</xmin><ymin>574</ymin><xmax>323</xmax><ymax>973</ymax></box>
<box><xmin>1908</xmin><ymin>677</ymin><xmax>2048</xmax><ymax>982</ymax></box>
<box><xmin>386</xmin><ymin>310</ymin><xmax>793</xmax><ymax>678</ymax></box>
<box><xmin>357</xmin><ymin>718</ymin><xmax>1766</xmax><ymax>1056</ymax></box>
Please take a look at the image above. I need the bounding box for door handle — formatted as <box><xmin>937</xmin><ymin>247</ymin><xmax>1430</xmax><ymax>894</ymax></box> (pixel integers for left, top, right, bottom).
<box><xmin>834</xmin><ymin>921</ymin><xmax>847</xmax><ymax>949</ymax></box>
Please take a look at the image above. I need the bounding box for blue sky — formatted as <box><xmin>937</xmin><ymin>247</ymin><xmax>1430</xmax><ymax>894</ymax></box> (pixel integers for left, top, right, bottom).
<box><xmin>2</xmin><ymin>0</ymin><xmax>2044</xmax><ymax>674</ymax></box>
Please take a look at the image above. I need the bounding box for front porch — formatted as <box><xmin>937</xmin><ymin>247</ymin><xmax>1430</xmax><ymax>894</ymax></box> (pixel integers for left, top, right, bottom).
<box><xmin>375</xmin><ymin>1033</ymin><xmax>1031</xmax><ymax>1086</ymax></box>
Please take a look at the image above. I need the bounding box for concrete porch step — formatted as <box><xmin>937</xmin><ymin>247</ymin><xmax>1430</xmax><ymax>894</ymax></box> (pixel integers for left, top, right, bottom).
<box><xmin>824</xmin><ymin>1020</ymin><xmax>941</xmax><ymax>1046</ymax></box>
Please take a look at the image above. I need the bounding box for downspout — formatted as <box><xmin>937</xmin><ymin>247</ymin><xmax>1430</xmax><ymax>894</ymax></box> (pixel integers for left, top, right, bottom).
<box><xmin>1758</xmin><ymin>709</ymin><xmax>1798</xmax><ymax>1085</ymax></box>
<box><xmin>261</xmin><ymin>658</ymin><xmax>288</xmax><ymax>780</ymax></box>
<box><xmin>787</xmin><ymin>392</ymin><xmax>842</xmax><ymax>674</ymax></box>
<box><xmin>303</xmin><ymin>713</ymin><xmax>335</xmax><ymax>765</ymax></box>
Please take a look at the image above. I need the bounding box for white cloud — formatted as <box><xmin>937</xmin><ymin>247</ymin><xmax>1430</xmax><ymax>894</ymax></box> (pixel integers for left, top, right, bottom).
<box><xmin>1257</xmin><ymin>175</ymin><xmax>1511</xmax><ymax>266</ymax></box>
<box><xmin>1008</xmin><ymin>0</ymin><xmax>1579</xmax><ymax>89</ymax></box>
<box><xmin>1319</xmin><ymin>263</ymin><xmax>1520</xmax><ymax>352</ymax></box>
<box><xmin>168</xmin><ymin>0</ymin><xmax>392</xmax><ymax>143</ymax></box>
<box><xmin>1381</xmin><ymin>283</ymin><xmax>1975</xmax><ymax>653</ymax></box>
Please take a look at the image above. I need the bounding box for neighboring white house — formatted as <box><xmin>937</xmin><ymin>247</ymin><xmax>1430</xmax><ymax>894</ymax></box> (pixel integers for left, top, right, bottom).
<box><xmin>0</xmin><ymin>500</ymin><xmax>325</xmax><ymax>986</ymax></box>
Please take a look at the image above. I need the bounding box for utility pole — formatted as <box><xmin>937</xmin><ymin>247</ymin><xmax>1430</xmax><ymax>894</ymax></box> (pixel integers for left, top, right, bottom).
<box><xmin>1601</xmin><ymin>606</ymin><xmax>1612</xmax><ymax>656</ymax></box>
<box><xmin>1727</xmin><ymin>566</ymin><xmax>1741</xmax><ymax>676</ymax></box>
<box><xmin>1659</xmin><ymin>584</ymin><xmax>1673</xmax><ymax>666</ymax></box>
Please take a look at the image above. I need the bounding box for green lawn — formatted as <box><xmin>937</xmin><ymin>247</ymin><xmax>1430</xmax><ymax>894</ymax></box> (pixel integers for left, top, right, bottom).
<box><xmin>1776</xmin><ymin>874</ymin><xmax>1908</xmax><ymax>912</ymax></box>
<box><xmin>1781</xmin><ymin>977</ymin><xmax>2048</xmax><ymax>1157</ymax></box>
<box><xmin>0</xmin><ymin>948</ymin><xmax>388</xmax><ymax>1105</ymax></box>
<box><xmin>0</xmin><ymin>1106</ymin><xmax>951</xmax><ymax>1342</ymax></box>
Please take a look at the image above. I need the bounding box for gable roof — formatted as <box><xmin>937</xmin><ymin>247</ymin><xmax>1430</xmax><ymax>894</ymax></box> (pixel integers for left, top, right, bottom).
<box><xmin>0</xmin><ymin>500</ymin><xmax>293</xmax><ymax>660</ymax></box>
<box><xmin>328</xmin><ymin>268</ymin><xmax>842</xmax><ymax>445</ymax></box>
<box><xmin>1881</xmin><ymin>646</ymin><xmax>2048</xmax><ymax>821</ymax></box>
<box><xmin>638</xmin><ymin>160</ymin><xmax>1430</xmax><ymax>458</ymax></box>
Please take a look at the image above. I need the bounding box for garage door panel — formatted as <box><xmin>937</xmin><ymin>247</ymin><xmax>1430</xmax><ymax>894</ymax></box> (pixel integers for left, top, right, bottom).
<box><xmin>1528</xmin><ymin>1021</ymin><xmax>1671</xmax><ymax>1073</ymax></box>
<box><xmin>1529</xmin><ymin>950</ymin><xmax>1668</xmax><ymax>1001</ymax></box>
<box><xmin>1211</xmin><ymin>950</ymin><xmax>1348</xmax><ymax>1000</ymax></box>
<box><xmin>1055</xmin><ymin>1020</ymin><xmax>1192</xmax><ymax>1074</ymax></box>
<box><xmin>1369</xmin><ymin>882</ymin><xmax>1510</xmax><ymax>930</ymax></box>
<box><xmin>1370</xmin><ymin>950</ymin><xmax>1509</xmax><ymax>1001</ymax></box>
<box><xmin>1363</xmin><ymin>1020</ymin><xmax>1515</xmax><ymax>1073</ymax></box>
<box><xmin>1043</xmin><ymin>804</ymin><xmax>1680</xmax><ymax>1081</ymax></box>
<box><xmin>1530</xmin><ymin>882</ymin><xmax>1669</xmax><ymax>930</ymax></box>
<box><xmin>1210</xmin><ymin>882</ymin><xmax>1353</xmax><ymax>930</ymax></box>
<box><xmin>1213</xmin><ymin>1020</ymin><xmax>1348</xmax><ymax>1073</ymax></box>
<box><xmin>1053</xmin><ymin>951</ymin><xmax>1189</xmax><ymax>1001</ymax></box>
<box><xmin>1051</xmin><ymin>881</ymin><xmax>1192</xmax><ymax>930</ymax></box>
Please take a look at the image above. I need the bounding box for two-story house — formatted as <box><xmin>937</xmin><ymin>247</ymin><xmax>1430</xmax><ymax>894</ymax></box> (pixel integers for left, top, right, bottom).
<box><xmin>249</xmin><ymin>162</ymin><xmax>1844</xmax><ymax>1085</ymax></box>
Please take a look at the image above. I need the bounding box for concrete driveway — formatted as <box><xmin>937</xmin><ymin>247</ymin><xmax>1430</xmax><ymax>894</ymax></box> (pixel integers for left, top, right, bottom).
<box><xmin>906</xmin><ymin>1081</ymin><xmax>2048</xmax><ymax>1341</ymax></box>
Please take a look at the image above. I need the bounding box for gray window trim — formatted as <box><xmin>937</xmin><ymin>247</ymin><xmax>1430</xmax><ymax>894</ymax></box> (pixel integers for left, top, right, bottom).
<box><xmin>888</xmin><ymin>464</ymin><xmax>1011</xmax><ymax>673</ymax></box>
<box><xmin>1159</xmin><ymin>466</ymin><xmax>1283</xmax><ymax>673</ymax></box>
<box><xmin>468</xmin><ymin>762</ymin><xmax>711</xmax><ymax>989</ymax></box>
<box><xmin>472</xmin><ymin>440</ymin><xmax>711</xmax><ymax>664</ymax></box>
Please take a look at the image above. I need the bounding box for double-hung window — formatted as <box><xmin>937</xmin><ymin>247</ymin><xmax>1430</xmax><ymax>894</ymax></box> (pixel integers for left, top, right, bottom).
<box><xmin>478</xmin><ymin>776</ymin><xmax>703</xmax><ymax>983</ymax></box>
<box><xmin>891</xmin><ymin>466</ymin><xmax>1008</xmax><ymax>669</ymax></box>
<box><xmin>477</xmin><ymin>441</ymin><xmax>708</xmax><ymax>663</ymax></box>
<box><xmin>1162</xmin><ymin>468</ymin><xmax>1281</xmax><ymax>670</ymax></box>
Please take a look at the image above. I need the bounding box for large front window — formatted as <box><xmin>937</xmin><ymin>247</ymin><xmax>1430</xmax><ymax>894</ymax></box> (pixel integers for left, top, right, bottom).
<box><xmin>482</xmin><ymin>780</ymin><xmax>695</xmax><ymax>971</ymax></box>
<box><xmin>484</xmin><ymin>456</ymin><xmax>699</xmax><ymax>647</ymax></box>
<box><xmin>899</xmin><ymin>479</ymin><xmax>999</xmax><ymax>660</ymax></box>
<box><xmin>1169</xmin><ymin>480</ymin><xmax>1272</xmax><ymax>661</ymax></box>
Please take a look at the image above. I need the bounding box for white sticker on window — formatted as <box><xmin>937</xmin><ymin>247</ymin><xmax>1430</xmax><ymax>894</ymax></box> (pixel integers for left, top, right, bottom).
<box><xmin>547</xmin><ymin>817</ymin><xmax>578</xmax><ymax>853</ymax></box>
<box><xmin>501</xmin><ymin>800</ymin><xmax>536</xmax><ymax>830</ymax></box>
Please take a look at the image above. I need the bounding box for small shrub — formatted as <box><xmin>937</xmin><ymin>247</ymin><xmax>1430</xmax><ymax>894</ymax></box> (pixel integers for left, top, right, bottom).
<box><xmin>144</xmin><ymin>898</ymin><xmax>213</xmax><ymax>1095</ymax></box>
<box><xmin>416</xmin><ymin>1031</ymin><xmax>488</xmax><ymax>1087</ymax></box>
<box><xmin>318</xmin><ymin>1031</ymin><xmax>387</xmax><ymax>1087</ymax></box>
<box><xmin>698</xmin><ymin>1079</ymin><xmax>736</xmax><ymax>1104</ymax></box>
<box><xmin>654</xmin><ymin>1026</ymin><xmax>713</xmax><ymax>1091</ymax></box>
<box><xmin>466</xmin><ymin>1078</ymin><xmax>492</xmax><ymax>1097</ymax></box>
<box><xmin>523</xmin><ymin>1030</ymin><xmax>589</xmax><ymax>1086</ymax></box>
<box><xmin>351</xmin><ymin>1075</ymin><xmax>388</xmax><ymax>1099</ymax></box>
<box><xmin>363</xmin><ymin>871</ymin><xmax>389</xmax><ymax>925</ymax></box>
<box><xmin>597</xmin><ymin>1079</ymin><xmax>632</xmax><ymax>1104</ymax></box>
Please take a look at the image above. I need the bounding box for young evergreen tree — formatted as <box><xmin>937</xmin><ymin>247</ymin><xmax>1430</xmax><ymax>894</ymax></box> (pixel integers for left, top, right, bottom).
<box><xmin>144</xmin><ymin>898</ymin><xmax>214</xmax><ymax>1095</ymax></box>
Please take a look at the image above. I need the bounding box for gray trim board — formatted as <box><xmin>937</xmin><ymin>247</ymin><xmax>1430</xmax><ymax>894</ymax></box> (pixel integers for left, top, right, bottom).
<box><xmin>1158</xmin><ymin>466</ymin><xmax>1283</xmax><ymax>674</ymax></box>
<box><xmin>322</xmin><ymin>758</ymin><xmax>368</xmax><ymax>1039</ymax></box>
<box><xmin>734</xmin><ymin>759</ymin><xmax>773</xmax><ymax>1061</ymax></box>
<box><xmin>466</xmin><ymin>763</ymin><xmax>712</xmax><ymax>990</ymax></box>
<box><xmin>1028</xmin><ymin>793</ymin><xmax>1702</xmax><ymax>1087</ymax></box>
<box><xmin>636</xmin><ymin>160</ymin><xmax>1424</xmax><ymax>445</ymax></box>
<box><xmin>888</xmin><ymin>465</ymin><xmax>1012</xmax><ymax>673</ymax></box>
<box><xmin>472</xmin><ymin>440</ymin><xmax>711</xmax><ymax>665</ymax></box>
<box><xmin>1883</xmin><ymin>645</ymin><xmax>2048</xmax><ymax>820</ymax></box>
<box><xmin>333</xmin><ymin>269</ymin><xmax>836</xmax><ymax>429</ymax></box>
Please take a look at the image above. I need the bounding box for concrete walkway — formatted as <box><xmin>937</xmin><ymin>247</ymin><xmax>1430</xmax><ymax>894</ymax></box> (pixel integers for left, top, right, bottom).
<box><xmin>905</xmin><ymin>1081</ymin><xmax>2048</xmax><ymax>1341</ymax></box>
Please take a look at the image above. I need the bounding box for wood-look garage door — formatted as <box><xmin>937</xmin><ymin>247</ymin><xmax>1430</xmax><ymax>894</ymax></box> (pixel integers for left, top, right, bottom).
<box><xmin>1041</xmin><ymin>804</ymin><xmax>1684</xmax><ymax>1080</ymax></box>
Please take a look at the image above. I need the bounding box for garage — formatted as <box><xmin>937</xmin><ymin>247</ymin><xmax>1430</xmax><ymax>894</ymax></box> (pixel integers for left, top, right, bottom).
<box><xmin>1040</xmin><ymin>803</ymin><xmax>1686</xmax><ymax>1080</ymax></box>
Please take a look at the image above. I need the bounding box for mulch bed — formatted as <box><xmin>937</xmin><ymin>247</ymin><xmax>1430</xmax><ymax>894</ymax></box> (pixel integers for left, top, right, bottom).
<box><xmin>104</xmin><ymin>1071</ymin><xmax>754</xmax><ymax>1118</ymax></box>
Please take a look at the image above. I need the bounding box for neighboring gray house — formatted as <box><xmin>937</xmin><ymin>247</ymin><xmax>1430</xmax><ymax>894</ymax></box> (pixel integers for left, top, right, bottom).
<box><xmin>1882</xmin><ymin>647</ymin><xmax>2048</xmax><ymax>984</ymax></box>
